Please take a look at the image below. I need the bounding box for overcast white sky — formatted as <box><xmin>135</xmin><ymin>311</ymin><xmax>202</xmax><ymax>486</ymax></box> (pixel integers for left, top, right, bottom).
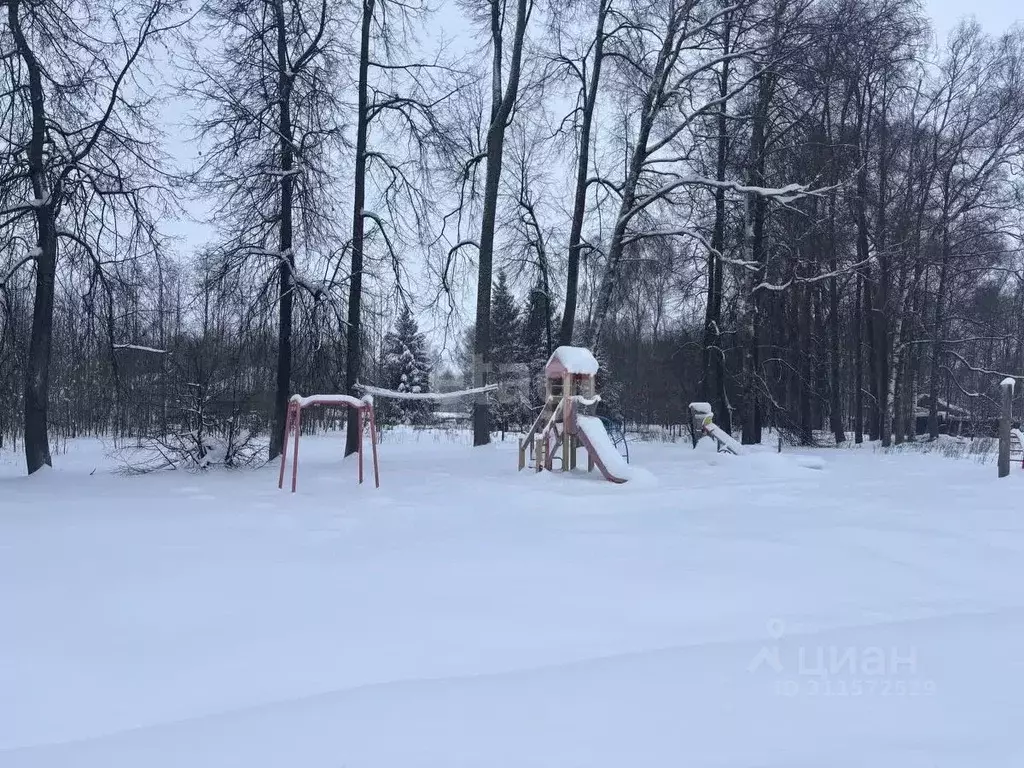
<box><xmin>926</xmin><ymin>0</ymin><xmax>1020</xmax><ymax>41</ymax></box>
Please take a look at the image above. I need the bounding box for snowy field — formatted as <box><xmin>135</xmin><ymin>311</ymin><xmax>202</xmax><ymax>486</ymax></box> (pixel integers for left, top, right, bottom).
<box><xmin>3</xmin><ymin>430</ymin><xmax>1024</xmax><ymax>766</ymax></box>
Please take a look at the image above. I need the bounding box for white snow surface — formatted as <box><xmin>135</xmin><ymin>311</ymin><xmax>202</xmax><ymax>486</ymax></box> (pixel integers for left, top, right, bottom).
<box><xmin>1001</xmin><ymin>377</ymin><xmax>1016</xmax><ymax>390</ymax></box>
<box><xmin>4</xmin><ymin>434</ymin><xmax>1024</xmax><ymax>766</ymax></box>
<box><xmin>575</xmin><ymin>414</ymin><xmax>633</xmax><ymax>481</ymax></box>
<box><xmin>546</xmin><ymin>345</ymin><xmax>599</xmax><ymax>375</ymax></box>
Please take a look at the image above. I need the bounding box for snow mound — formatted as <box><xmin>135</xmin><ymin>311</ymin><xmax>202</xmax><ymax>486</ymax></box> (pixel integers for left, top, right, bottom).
<box><xmin>623</xmin><ymin>465</ymin><xmax>658</xmax><ymax>488</ymax></box>
<box><xmin>794</xmin><ymin>455</ymin><xmax>826</xmax><ymax>470</ymax></box>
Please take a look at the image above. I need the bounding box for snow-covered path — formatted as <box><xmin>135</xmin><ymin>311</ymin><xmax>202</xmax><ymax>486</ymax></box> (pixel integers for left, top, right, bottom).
<box><xmin>3</xmin><ymin>434</ymin><xmax>1024</xmax><ymax>766</ymax></box>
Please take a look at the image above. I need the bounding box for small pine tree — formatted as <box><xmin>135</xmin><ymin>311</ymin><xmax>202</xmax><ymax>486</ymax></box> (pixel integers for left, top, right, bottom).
<box><xmin>490</xmin><ymin>271</ymin><xmax>528</xmax><ymax>435</ymax></box>
<box><xmin>592</xmin><ymin>342</ymin><xmax>623</xmax><ymax>424</ymax></box>
<box><xmin>520</xmin><ymin>277</ymin><xmax>556</xmax><ymax>409</ymax></box>
<box><xmin>381</xmin><ymin>306</ymin><xmax>432</xmax><ymax>425</ymax></box>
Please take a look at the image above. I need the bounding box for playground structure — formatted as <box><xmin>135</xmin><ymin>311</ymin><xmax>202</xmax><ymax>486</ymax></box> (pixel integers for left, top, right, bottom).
<box><xmin>518</xmin><ymin>346</ymin><xmax>632</xmax><ymax>483</ymax></box>
<box><xmin>688</xmin><ymin>402</ymin><xmax>743</xmax><ymax>455</ymax></box>
<box><xmin>278</xmin><ymin>394</ymin><xmax>380</xmax><ymax>493</ymax></box>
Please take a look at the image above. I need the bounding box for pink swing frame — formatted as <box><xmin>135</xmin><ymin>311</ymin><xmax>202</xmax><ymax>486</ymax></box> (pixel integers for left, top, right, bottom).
<box><xmin>277</xmin><ymin>395</ymin><xmax>380</xmax><ymax>493</ymax></box>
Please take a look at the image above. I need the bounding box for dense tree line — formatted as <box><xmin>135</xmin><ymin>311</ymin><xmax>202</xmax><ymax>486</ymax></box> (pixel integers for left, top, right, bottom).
<box><xmin>3</xmin><ymin>0</ymin><xmax>1024</xmax><ymax>473</ymax></box>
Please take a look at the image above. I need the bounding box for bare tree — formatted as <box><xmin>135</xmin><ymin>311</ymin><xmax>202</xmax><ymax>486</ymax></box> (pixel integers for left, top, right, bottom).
<box><xmin>548</xmin><ymin>0</ymin><xmax>615</xmax><ymax>345</ymax></box>
<box><xmin>1</xmin><ymin>0</ymin><xmax>186</xmax><ymax>473</ymax></box>
<box><xmin>344</xmin><ymin>0</ymin><xmax>464</xmax><ymax>455</ymax></box>
<box><xmin>583</xmin><ymin>0</ymin><xmax>815</xmax><ymax>349</ymax></box>
<box><xmin>186</xmin><ymin>0</ymin><xmax>347</xmax><ymax>461</ymax></box>
<box><xmin>469</xmin><ymin>0</ymin><xmax>534</xmax><ymax>446</ymax></box>
<box><xmin>922</xmin><ymin>24</ymin><xmax>1024</xmax><ymax>438</ymax></box>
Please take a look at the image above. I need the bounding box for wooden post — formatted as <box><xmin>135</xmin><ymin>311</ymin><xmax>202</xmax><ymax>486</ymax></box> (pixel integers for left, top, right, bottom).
<box><xmin>357</xmin><ymin>405</ymin><xmax>364</xmax><ymax>484</ymax></box>
<box><xmin>291</xmin><ymin>405</ymin><xmax>302</xmax><ymax>492</ymax></box>
<box><xmin>278</xmin><ymin>402</ymin><xmax>293</xmax><ymax>489</ymax></box>
<box><xmin>562</xmin><ymin>372</ymin><xmax>573</xmax><ymax>472</ymax></box>
<box><xmin>999</xmin><ymin>378</ymin><xmax>1015</xmax><ymax>478</ymax></box>
<box><xmin>368</xmin><ymin>405</ymin><xmax>380</xmax><ymax>488</ymax></box>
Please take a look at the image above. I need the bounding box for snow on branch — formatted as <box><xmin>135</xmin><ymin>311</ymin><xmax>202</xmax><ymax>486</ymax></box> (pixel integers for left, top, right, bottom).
<box><xmin>357</xmin><ymin>383</ymin><xmax>498</xmax><ymax>401</ymax></box>
<box><xmin>948</xmin><ymin>351</ymin><xmax>1024</xmax><ymax>382</ymax></box>
<box><xmin>245</xmin><ymin>246</ymin><xmax>340</xmax><ymax>299</ymax></box>
<box><xmin>621</xmin><ymin>177</ymin><xmax>821</xmax><ymax>228</ymax></box>
<box><xmin>585</xmin><ymin>176</ymin><xmax>623</xmax><ymax>195</ymax></box>
<box><xmin>263</xmin><ymin>167</ymin><xmax>304</xmax><ymax>178</ymax></box>
<box><xmin>114</xmin><ymin>344</ymin><xmax>168</xmax><ymax>354</ymax></box>
<box><xmin>447</xmin><ymin>239</ymin><xmax>480</xmax><ymax>256</ymax></box>
<box><xmin>753</xmin><ymin>259</ymin><xmax>869</xmax><ymax>292</ymax></box>
<box><xmin>621</xmin><ymin>226</ymin><xmax>715</xmax><ymax>249</ymax></box>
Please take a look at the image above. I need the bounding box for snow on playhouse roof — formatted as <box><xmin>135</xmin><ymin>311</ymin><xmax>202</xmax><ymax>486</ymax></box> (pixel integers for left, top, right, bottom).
<box><xmin>545</xmin><ymin>346</ymin><xmax>600</xmax><ymax>377</ymax></box>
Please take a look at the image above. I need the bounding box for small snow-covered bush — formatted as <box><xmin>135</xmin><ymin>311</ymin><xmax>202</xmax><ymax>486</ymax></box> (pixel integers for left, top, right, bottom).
<box><xmin>112</xmin><ymin>338</ymin><xmax>267</xmax><ymax>473</ymax></box>
<box><xmin>376</xmin><ymin>424</ymin><xmax>473</xmax><ymax>445</ymax></box>
<box><xmin>877</xmin><ymin>434</ymin><xmax>998</xmax><ymax>464</ymax></box>
<box><xmin>115</xmin><ymin>412</ymin><xmax>266</xmax><ymax>474</ymax></box>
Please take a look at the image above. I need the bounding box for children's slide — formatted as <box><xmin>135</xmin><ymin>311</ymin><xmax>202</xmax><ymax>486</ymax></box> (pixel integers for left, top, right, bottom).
<box><xmin>575</xmin><ymin>415</ymin><xmax>633</xmax><ymax>483</ymax></box>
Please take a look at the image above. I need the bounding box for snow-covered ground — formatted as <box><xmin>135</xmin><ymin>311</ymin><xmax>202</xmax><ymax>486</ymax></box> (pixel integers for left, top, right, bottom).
<box><xmin>3</xmin><ymin>431</ymin><xmax>1024</xmax><ymax>767</ymax></box>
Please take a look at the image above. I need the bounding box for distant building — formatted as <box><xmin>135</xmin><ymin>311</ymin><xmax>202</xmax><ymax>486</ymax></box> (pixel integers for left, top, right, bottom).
<box><xmin>914</xmin><ymin>394</ymin><xmax>997</xmax><ymax>437</ymax></box>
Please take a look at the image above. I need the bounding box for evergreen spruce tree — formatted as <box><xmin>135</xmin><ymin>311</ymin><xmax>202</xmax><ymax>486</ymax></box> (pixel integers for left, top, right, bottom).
<box><xmin>593</xmin><ymin>342</ymin><xmax>623</xmax><ymax>424</ymax></box>
<box><xmin>382</xmin><ymin>306</ymin><xmax>432</xmax><ymax>425</ymax></box>
<box><xmin>490</xmin><ymin>272</ymin><xmax>527</xmax><ymax>436</ymax></box>
<box><xmin>520</xmin><ymin>277</ymin><xmax>556</xmax><ymax>409</ymax></box>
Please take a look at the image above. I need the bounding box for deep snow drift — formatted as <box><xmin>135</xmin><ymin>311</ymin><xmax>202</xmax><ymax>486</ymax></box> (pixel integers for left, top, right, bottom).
<box><xmin>3</xmin><ymin>431</ymin><xmax>1024</xmax><ymax>767</ymax></box>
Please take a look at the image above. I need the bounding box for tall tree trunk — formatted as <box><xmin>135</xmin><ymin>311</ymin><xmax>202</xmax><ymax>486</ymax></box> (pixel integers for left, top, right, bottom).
<box><xmin>927</xmin><ymin>223</ymin><xmax>951</xmax><ymax>440</ymax></box>
<box><xmin>585</xmin><ymin>11</ymin><xmax>682</xmax><ymax>350</ymax></box>
<box><xmin>559</xmin><ymin>0</ymin><xmax>609</xmax><ymax>346</ymax></box>
<box><xmin>702</xmin><ymin>9</ymin><xmax>732</xmax><ymax>434</ymax></box>
<box><xmin>863</xmin><ymin>264</ymin><xmax>878</xmax><ymax>441</ymax></box>
<box><xmin>345</xmin><ymin>0</ymin><xmax>375</xmax><ymax>456</ymax></box>
<box><xmin>472</xmin><ymin>0</ymin><xmax>530</xmax><ymax>447</ymax></box>
<box><xmin>874</xmin><ymin>98</ymin><xmax>891</xmax><ymax>446</ymax></box>
<box><xmin>798</xmin><ymin>283</ymin><xmax>813</xmax><ymax>445</ymax></box>
<box><xmin>827</xmin><ymin>193</ymin><xmax>845</xmax><ymax>444</ymax></box>
<box><xmin>9</xmin><ymin>0</ymin><xmax>57</xmax><ymax>474</ymax></box>
<box><xmin>741</xmin><ymin>73</ymin><xmax>772</xmax><ymax>446</ymax></box>
<box><xmin>269</xmin><ymin>0</ymin><xmax>296</xmax><ymax>461</ymax></box>
<box><xmin>854</xmin><ymin>273</ymin><xmax>863</xmax><ymax>443</ymax></box>
<box><xmin>854</xmin><ymin>159</ymin><xmax>878</xmax><ymax>442</ymax></box>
